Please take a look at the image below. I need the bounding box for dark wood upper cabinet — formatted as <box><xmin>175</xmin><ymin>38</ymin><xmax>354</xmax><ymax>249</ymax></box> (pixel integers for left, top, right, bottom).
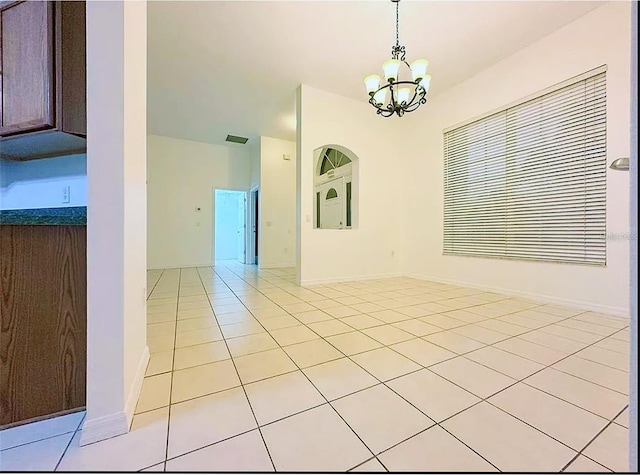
<box><xmin>0</xmin><ymin>1</ymin><xmax>86</xmax><ymax>160</ymax></box>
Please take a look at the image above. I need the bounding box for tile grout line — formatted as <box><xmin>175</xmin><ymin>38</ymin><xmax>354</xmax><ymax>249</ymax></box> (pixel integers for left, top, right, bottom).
<box><xmin>208</xmin><ymin>264</ymin><xmax>383</xmax><ymax>470</ymax></box>
<box><xmin>147</xmin><ymin>268</ymin><xmax>166</xmax><ymax>301</ymax></box>
<box><xmin>161</xmin><ymin>267</ymin><xmax>182</xmax><ymax>470</ymax></box>
<box><xmin>346</xmin><ymin>455</ymin><xmax>390</xmax><ymax>472</ymax></box>
<box><xmin>52</xmin><ymin>412</ymin><xmax>86</xmax><ymax>471</ymax></box>
<box><xmin>161</xmin><ymin>426</ymin><xmax>258</xmax><ymax>466</ymax></box>
<box><xmin>559</xmin><ymin>405</ymin><xmax>629</xmax><ymax>472</ymax></box>
<box><xmin>195</xmin><ymin>266</ymin><xmax>278</xmax><ymax>472</ymax></box>
<box><xmin>0</xmin><ymin>424</ymin><xmax>78</xmax><ymax>454</ymax></box>
<box><xmin>373</xmin><ymin>455</ymin><xmax>390</xmax><ymax>473</ymax></box>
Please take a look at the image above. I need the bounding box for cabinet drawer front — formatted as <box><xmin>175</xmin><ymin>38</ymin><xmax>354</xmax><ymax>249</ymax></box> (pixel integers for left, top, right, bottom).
<box><xmin>0</xmin><ymin>1</ymin><xmax>55</xmax><ymax>136</ymax></box>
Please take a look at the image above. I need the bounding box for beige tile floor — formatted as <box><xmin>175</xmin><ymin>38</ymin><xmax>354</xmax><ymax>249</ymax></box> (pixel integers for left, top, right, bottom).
<box><xmin>0</xmin><ymin>263</ymin><xmax>631</xmax><ymax>472</ymax></box>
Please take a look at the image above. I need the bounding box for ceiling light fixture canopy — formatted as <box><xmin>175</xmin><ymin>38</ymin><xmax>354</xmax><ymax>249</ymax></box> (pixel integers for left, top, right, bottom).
<box><xmin>364</xmin><ymin>0</ymin><xmax>431</xmax><ymax>117</ymax></box>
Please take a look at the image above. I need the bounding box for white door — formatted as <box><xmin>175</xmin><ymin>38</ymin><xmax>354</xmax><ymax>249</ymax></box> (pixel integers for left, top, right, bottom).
<box><xmin>214</xmin><ymin>189</ymin><xmax>247</xmax><ymax>263</ymax></box>
<box><xmin>320</xmin><ymin>178</ymin><xmax>344</xmax><ymax>229</ymax></box>
<box><xmin>237</xmin><ymin>193</ymin><xmax>247</xmax><ymax>263</ymax></box>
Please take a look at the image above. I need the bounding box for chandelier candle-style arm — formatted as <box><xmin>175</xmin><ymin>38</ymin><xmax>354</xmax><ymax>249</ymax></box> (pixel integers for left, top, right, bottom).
<box><xmin>363</xmin><ymin>0</ymin><xmax>431</xmax><ymax>117</ymax></box>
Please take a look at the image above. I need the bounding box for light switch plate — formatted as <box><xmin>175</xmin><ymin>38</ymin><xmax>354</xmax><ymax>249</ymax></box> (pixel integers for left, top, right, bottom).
<box><xmin>62</xmin><ymin>186</ymin><xmax>71</xmax><ymax>203</ymax></box>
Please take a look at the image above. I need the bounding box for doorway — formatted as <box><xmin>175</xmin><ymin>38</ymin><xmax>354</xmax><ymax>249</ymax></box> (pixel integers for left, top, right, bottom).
<box><xmin>318</xmin><ymin>177</ymin><xmax>345</xmax><ymax>229</ymax></box>
<box><xmin>248</xmin><ymin>187</ymin><xmax>259</xmax><ymax>265</ymax></box>
<box><xmin>214</xmin><ymin>189</ymin><xmax>247</xmax><ymax>264</ymax></box>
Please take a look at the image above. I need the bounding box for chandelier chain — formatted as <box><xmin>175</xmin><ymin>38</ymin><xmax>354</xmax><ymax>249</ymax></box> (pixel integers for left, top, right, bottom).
<box><xmin>395</xmin><ymin>0</ymin><xmax>399</xmax><ymax>47</ymax></box>
<box><xmin>391</xmin><ymin>1</ymin><xmax>405</xmax><ymax>61</ymax></box>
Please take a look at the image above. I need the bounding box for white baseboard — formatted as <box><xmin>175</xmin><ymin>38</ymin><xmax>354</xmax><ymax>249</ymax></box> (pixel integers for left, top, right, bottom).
<box><xmin>79</xmin><ymin>411</ymin><xmax>129</xmax><ymax>446</ymax></box>
<box><xmin>124</xmin><ymin>345</ymin><xmax>150</xmax><ymax>426</ymax></box>
<box><xmin>300</xmin><ymin>272</ymin><xmax>403</xmax><ymax>287</ymax></box>
<box><xmin>78</xmin><ymin>346</ymin><xmax>150</xmax><ymax>446</ymax></box>
<box><xmin>407</xmin><ymin>272</ymin><xmax>629</xmax><ymax>318</ymax></box>
<box><xmin>259</xmin><ymin>263</ymin><xmax>297</xmax><ymax>270</ymax></box>
<box><xmin>148</xmin><ymin>263</ymin><xmax>212</xmax><ymax>271</ymax></box>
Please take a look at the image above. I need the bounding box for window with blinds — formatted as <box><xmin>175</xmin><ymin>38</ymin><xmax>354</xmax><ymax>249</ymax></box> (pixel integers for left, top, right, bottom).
<box><xmin>443</xmin><ymin>69</ymin><xmax>606</xmax><ymax>265</ymax></box>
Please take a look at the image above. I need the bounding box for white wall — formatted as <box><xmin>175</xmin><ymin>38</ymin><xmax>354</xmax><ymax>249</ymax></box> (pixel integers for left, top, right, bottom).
<box><xmin>0</xmin><ymin>154</ymin><xmax>87</xmax><ymax>210</ymax></box>
<box><xmin>296</xmin><ymin>85</ymin><xmax>407</xmax><ymax>285</ymax></box>
<box><xmin>259</xmin><ymin>136</ymin><xmax>296</xmax><ymax>268</ymax></box>
<box><xmin>82</xmin><ymin>0</ymin><xmax>148</xmax><ymax>445</ymax></box>
<box><xmin>249</xmin><ymin>140</ymin><xmax>260</xmax><ymax>190</ymax></box>
<box><xmin>147</xmin><ymin>134</ymin><xmax>251</xmax><ymax>269</ymax></box>
<box><xmin>402</xmin><ymin>2</ymin><xmax>632</xmax><ymax>316</ymax></box>
<box><xmin>122</xmin><ymin>0</ymin><xmax>148</xmax><ymax>433</ymax></box>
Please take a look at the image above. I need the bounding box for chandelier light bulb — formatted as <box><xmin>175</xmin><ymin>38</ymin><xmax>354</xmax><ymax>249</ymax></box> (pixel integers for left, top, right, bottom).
<box><xmin>410</xmin><ymin>59</ymin><xmax>429</xmax><ymax>82</ymax></box>
<box><xmin>373</xmin><ymin>89</ymin><xmax>388</xmax><ymax>105</ymax></box>
<box><xmin>364</xmin><ymin>74</ymin><xmax>382</xmax><ymax>95</ymax></box>
<box><xmin>397</xmin><ymin>87</ymin><xmax>411</xmax><ymax>104</ymax></box>
<box><xmin>419</xmin><ymin>74</ymin><xmax>432</xmax><ymax>92</ymax></box>
<box><xmin>382</xmin><ymin>59</ymin><xmax>401</xmax><ymax>82</ymax></box>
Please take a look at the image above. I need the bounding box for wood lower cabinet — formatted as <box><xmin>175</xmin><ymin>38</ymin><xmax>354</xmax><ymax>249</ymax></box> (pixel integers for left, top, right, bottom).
<box><xmin>0</xmin><ymin>225</ymin><xmax>86</xmax><ymax>427</ymax></box>
<box><xmin>0</xmin><ymin>1</ymin><xmax>86</xmax><ymax>160</ymax></box>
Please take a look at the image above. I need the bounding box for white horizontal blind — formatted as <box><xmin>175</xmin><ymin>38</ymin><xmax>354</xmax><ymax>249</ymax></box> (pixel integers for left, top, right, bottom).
<box><xmin>444</xmin><ymin>71</ymin><xmax>606</xmax><ymax>265</ymax></box>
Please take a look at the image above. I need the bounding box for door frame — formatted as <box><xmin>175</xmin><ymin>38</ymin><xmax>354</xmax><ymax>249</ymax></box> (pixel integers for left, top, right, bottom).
<box><xmin>247</xmin><ymin>186</ymin><xmax>259</xmax><ymax>265</ymax></box>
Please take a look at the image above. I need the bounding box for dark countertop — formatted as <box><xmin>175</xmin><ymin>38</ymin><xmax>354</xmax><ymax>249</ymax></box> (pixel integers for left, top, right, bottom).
<box><xmin>0</xmin><ymin>207</ymin><xmax>87</xmax><ymax>225</ymax></box>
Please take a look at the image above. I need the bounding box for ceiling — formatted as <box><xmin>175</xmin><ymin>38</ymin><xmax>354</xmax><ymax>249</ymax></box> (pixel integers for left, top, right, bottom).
<box><xmin>147</xmin><ymin>0</ymin><xmax>604</xmax><ymax>147</ymax></box>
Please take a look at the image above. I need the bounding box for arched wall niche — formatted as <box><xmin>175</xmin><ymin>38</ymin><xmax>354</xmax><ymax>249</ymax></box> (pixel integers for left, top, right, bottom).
<box><xmin>312</xmin><ymin>144</ymin><xmax>359</xmax><ymax>229</ymax></box>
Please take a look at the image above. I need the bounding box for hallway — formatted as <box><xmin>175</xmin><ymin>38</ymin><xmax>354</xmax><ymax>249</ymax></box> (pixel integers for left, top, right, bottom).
<box><xmin>1</xmin><ymin>264</ymin><xmax>630</xmax><ymax>471</ymax></box>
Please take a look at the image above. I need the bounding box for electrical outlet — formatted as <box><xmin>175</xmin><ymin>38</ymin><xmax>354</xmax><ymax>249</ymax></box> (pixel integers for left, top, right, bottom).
<box><xmin>62</xmin><ymin>186</ymin><xmax>71</xmax><ymax>203</ymax></box>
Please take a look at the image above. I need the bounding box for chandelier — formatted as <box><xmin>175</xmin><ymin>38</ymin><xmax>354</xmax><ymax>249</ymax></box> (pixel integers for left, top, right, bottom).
<box><xmin>364</xmin><ymin>0</ymin><xmax>431</xmax><ymax>117</ymax></box>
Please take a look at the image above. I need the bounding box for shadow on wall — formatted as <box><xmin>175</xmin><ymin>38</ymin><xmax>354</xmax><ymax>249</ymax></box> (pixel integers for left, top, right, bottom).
<box><xmin>0</xmin><ymin>153</ymin><xmax>87</xmax><ymax>188</ymax></box>
<box><xmin>313</xmin><ymin>144</ymin><xmax>359</xmax><ymax>230</ymax></box>
<box><xmin>0</xmin><ymin>153</ymin><xmax>88</xmax><ymax>209</ymax></box>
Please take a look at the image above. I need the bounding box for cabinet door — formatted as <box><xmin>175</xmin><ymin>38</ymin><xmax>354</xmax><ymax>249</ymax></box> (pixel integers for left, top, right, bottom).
<box><xmin>0</xmin><ymin>225</ymin><xmax>86</xmax><ymax>426</ymax></box>
<box><xmin>0</xmin><ymin>1</ymin><xmax>55</xmax><ymax>136</ymax></box>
